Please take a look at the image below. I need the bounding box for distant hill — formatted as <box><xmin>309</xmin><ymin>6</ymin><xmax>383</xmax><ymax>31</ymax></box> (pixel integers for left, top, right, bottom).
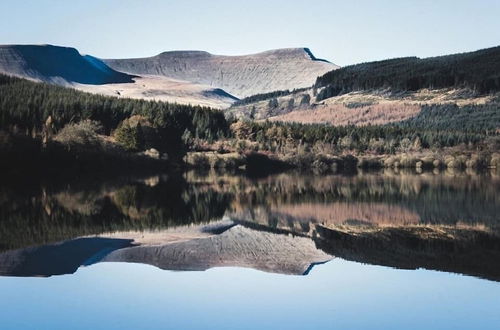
<box><xmin>315</xmin><ymin>46</ymin><xmax>500</xmax><ymax>99</ymax></box>
<box><xmin>0</xmin><ymin>44</ymin><xmax>238</xmax><ymax>108</ymax></box>
<box><xmin>0</xmin><ymin>44</ymin><xmax>134</xmax><ymax>85</ymax></box>
<box><xmin>104</xmin><ymin>48</ymin><xmax>338</xmax><ymax>98</ymax></box>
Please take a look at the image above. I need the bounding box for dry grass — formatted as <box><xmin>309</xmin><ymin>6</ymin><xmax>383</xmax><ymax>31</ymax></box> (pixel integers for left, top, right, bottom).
<box><xmin>229</xmin><ymin>88</ymin><xmax>499</xmax><ymax>124</ymax></box>
<box><xmin>269</xmin><ymin>103</ymin><xmax>421</xmax><ymax>126</ymax></box>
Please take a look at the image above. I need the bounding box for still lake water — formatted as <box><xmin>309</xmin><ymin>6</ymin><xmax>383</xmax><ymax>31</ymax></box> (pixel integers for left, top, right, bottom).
<box><xmin>0</xmin><ymin>169</ymin><xmax>499</xmax><ymax>329</ymax></box>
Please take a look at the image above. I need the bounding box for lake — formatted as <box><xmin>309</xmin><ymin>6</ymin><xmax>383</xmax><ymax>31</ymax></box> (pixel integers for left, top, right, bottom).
<box><xmin>0</xmin><ymin>169</ymin><xmax>499</xmax><ymax>329</ymax></box>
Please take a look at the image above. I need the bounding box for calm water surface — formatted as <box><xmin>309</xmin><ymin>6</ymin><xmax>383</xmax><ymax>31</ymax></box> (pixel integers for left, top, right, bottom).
<box><xmin>0</xmin><ymin>170</ymin><xmax>499</xmax><ymax>329</ymax></box>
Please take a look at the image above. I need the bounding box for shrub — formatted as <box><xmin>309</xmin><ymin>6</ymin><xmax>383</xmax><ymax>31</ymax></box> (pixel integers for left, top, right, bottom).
<box><xmin>54</xmin><ymin>120</ymin><xmax>103</xmax><ymax>148</ymax></box>
<box><xmin>114</xmin><ymin>122</ymin><xmax>145</xmax><ymax>151</ymax></box>
<box><xmin>300</xmin><ymin>94</ymin><xmax>311</xmax><ymax>106</ymax></box>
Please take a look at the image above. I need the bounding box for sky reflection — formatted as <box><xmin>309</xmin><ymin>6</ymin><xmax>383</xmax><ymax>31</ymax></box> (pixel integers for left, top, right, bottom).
<box><xmin>0</xmin><ymin>259</ymin><xmax>499</xmax><ymax>330</ymax></box>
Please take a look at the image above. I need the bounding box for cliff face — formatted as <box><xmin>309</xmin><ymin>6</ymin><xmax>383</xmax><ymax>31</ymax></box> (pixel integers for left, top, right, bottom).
<box><xmin>0</xmin><ymin>44</ymin><xmax>134</xmax><ymax>84</ymax></box>
<box><xmin>104</xmin><ymin>48</ymin><xmax>339</xmax><ymax>98</ymax></box>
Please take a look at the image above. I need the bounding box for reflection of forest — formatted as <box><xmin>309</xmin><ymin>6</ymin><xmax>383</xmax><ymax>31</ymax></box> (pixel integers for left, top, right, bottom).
<box><xmin>206</xmin><ymin>170</ymin><xmax>500</xmax><ymax>230</ymax></box>
<box><xmin>1</xmin><ymin>169</ymin><xmax>499</xmax><ymax>251</ymax></box>
<box><xmin>0</xmin><ymin>174</ymin><xmax>232</xmax><ymax>251</ymax></box>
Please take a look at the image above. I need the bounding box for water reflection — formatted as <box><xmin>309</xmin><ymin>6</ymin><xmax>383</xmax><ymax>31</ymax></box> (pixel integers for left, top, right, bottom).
<box><xmin>0</xmin><ymin>169</ymin><xmax>499</xmax><ymax>280</ymax></box>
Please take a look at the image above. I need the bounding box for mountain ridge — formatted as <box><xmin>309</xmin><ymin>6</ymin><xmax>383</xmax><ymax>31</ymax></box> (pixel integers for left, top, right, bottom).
<box><xmin>0</xmin><ymin>44</ymin><xmax>135</xmax><ymax>85</ymax></box>
<box><xmin>104</xmin><ymin>47</ymin><xmax>338</xmax><ymax>98</ymax></box>
<box><xmin>0</xmin><ymin>44</ymin><xmax>337</xmax><ymax>107</ymax></box>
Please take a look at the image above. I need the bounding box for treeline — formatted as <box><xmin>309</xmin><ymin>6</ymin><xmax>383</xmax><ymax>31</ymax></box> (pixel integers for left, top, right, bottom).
<box><xmin>231</xmin><ymin>87</ymin><xmax>308</xmax><ymax>107</ymax></box>
<box><xmin>232</xmin><ymin>120</ymin><xmax>494</xmax><ymax>153</ymax></box>
<box><xmin>0</xmin><ymin>176</ymin><xmax>232</xmax><ymax>251</ymax></box>
<box><xmin>0</xmin><ymin>74</ymin><xmax>229</xmax><ymax>144</ymax></box>
<box><xmin>315</xmin><ymin>46</ymin><xmax>500</xmax><ymax>100</ymax></box>
<box><xmin>398</xmin><ymin>103</ymin><xmax>500</xmax><ymax>131</ymax></box>
<box><xmin>0</xmin><ymin>75</ymin><xmax>229</xmax><ymax>159</ymax></box>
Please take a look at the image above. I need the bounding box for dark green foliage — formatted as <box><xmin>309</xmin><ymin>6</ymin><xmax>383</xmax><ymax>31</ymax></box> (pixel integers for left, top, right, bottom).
<box><xmin>231</xmin><ymin>88</ymin><xmax>308</xmax><ymax>107</ymax></box>
<box><xmin>0</xmin><ymin>73</ymin><xmax>233</xmax><ymax>167</ymax></box>
<box><xmin>0</xmin><ymin>74</ymin><xmax>229</xmax><ymax>143</ymax></box>
<box><xmin>243</xmin><ymin>120</ymin><xmax>495</xmax><ymax>153</ymax></box>
<box><xmin>0</xmin><ymin>132</ymin><xmax>168</xmax><ymax>179</ymax></box>
<box><xmin>115</xmin><ymin>123</ymin><xmax>145</xmax><ymax>151</ymax></box>
<box><xmin>300</xmin><ymin>94</ymin><xmax>311</xmax><ymax>105</ymax></box>
<box><xmin>397</xmin><ymin>104</ymin><xmax>500</xmax><ymax>131</ymax></box>
<box><xmin>268</xmin><ymin>98</ymin><xmax>279</xmax><ymax>109</ymax></box>
<box><xmin>316</xmin><ymin>46</ymin><xmax>500</xmax><ymax>100</ymax></box>
<box><xmin>0</xmin><ymin>176</ymin><xmax>232</xmax><ymax>251</ymax></box>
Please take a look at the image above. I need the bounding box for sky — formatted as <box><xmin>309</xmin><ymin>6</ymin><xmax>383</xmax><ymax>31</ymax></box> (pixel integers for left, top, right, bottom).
<box><xmin>1</xmin><ymin>0</ymin><xmax>499</xmax><ymax>66</ymax></box>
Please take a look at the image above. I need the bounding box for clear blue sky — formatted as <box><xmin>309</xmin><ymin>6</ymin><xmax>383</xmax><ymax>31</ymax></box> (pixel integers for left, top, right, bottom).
<box><xmin>1</xmin><ymin>0</ymin><xmax>499</xmax><ymax>66</ymax></box>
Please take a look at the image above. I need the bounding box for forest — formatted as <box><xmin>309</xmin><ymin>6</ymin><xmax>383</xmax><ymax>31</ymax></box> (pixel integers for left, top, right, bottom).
<box><xmin>231</xmin><ymin>88</ymin><xmax>308</xmax><ymax>107</ymax></box>
<box><xmin>315</xmin><ymin>46</ymin><xmax>500</xmax><ymax>100</ymax></box>
<box><xmin>230</xmin><ymin>120</ymin><xmax>494</xmax><ymax>153</ymax></box>
<box><xmin>1</xmin><ymin>73</ymin><xmax>499</xmax><ymax>176</ymax></box>
<box><xmin>0</xmin><ymin>74</ymin><xmax>229</xmax><ymax>166</ymax></box>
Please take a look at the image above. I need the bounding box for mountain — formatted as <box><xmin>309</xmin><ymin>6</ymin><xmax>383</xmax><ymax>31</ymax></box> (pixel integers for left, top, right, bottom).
<box><xmin>104</xmin><ymin>48</ymin><xmax>339</xmax><ymax>98</ymax></box>
<box><xmin>0</xmin><ymin>44</ymin><xmax>335</xmax><ymax>108</ymax></box>
<box><xmin>0</xmin><ymin>44</ymin><xmax>238</xmax><ymax>108</ymax></box>
<box><xmin>0</xmin><ymin>44</ymin><xmax>134</xmax><ymax>84</ymax></box>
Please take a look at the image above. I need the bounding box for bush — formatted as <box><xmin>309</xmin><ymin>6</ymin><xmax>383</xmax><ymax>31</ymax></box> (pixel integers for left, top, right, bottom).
<box><xmin>300</xmin><ymin>94</ymin><xmax>311</xmax><ymax>106</ymax></box>
<box><xmin>54</xmin><ymin>120</ymin><xmax>103</xmax><ymax>148</ymax></box>
<box><xmin>114</xmin><ymin>122</ymin><xmax>145</xmax><ymax>151</ymax></box>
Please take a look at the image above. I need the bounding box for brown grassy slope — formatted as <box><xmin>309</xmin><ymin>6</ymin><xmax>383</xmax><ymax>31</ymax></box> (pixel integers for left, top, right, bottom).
<box><xmin>268</xmin><ymin>103</ymin><xmax>421</xmax><ymax>126</ymax></box>
<box><xmin>228</xmin><ymin>88</ymin><xmax>497</xmax><ymax>126</ymax></box>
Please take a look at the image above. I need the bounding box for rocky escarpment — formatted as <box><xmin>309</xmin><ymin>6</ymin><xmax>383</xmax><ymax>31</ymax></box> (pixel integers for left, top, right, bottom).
<box><xmin>104</xmin><ymin>48</ymin><xmax>338</xmax><ymax>98</ymax></box>
<box><xmin>0</xmin><ymin>44</ymin><xmax>134</xmax><ymax>84</ymax></box>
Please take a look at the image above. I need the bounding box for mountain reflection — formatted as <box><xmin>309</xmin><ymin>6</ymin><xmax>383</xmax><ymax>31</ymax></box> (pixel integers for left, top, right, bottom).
<box><xmin>0</xmin><ymin>169</ymin><xmax>499</xmax><ymax>279</ymax></box>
